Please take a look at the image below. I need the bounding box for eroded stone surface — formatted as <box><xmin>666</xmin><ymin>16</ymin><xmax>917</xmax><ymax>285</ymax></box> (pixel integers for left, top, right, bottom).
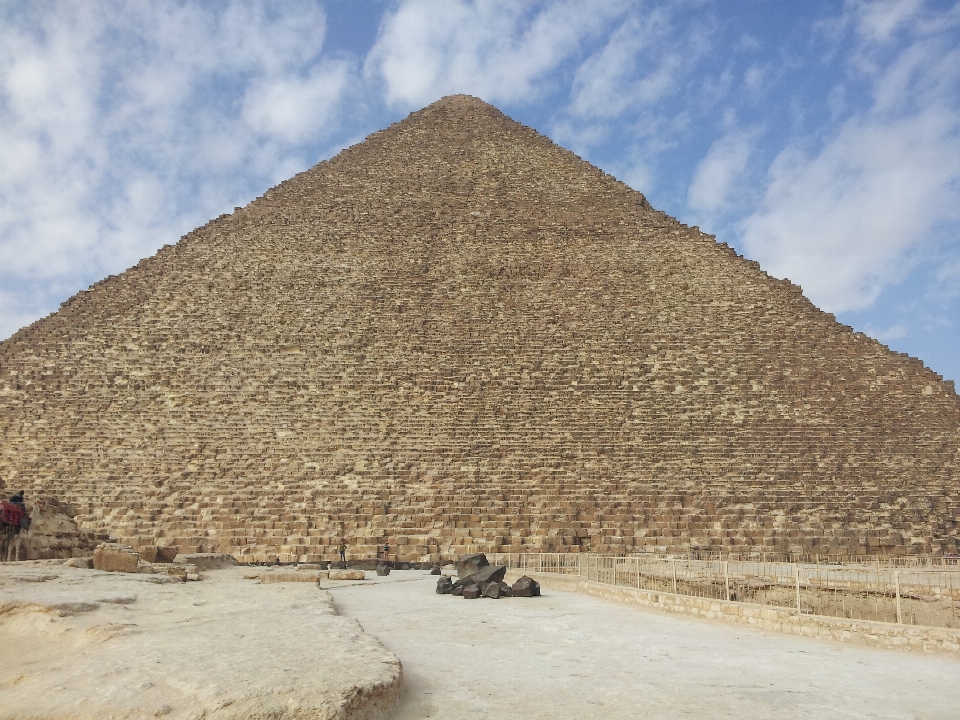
<box><xmin>0</xmin><ymin>94</ymin><xmax>958</xmax><ymax>562</ymax></box>
<box><xmin>0</xmin><ymin>562</ymin><xmax>401</xmax><ymax>720</ymax></box>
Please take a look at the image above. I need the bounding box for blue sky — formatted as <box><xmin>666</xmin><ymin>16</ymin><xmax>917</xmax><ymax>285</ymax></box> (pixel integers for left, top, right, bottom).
<box><xmin>2</xmin><ymin>1</ymin><xmax>958</xmax><ymax>383</ymax></box>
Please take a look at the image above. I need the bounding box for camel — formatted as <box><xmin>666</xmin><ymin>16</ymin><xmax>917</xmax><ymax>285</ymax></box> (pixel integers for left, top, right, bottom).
<box><xmin>0</xmin><ymin>499</ymin><xmax>31</xmax><ymax>562</ymax></box>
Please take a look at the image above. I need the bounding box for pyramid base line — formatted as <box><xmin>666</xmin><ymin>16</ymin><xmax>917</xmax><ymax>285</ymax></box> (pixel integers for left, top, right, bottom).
<box><xmin>29</xmin><ymin>477</ymin><xmax>959</xmax><ymax>565</ymax></box>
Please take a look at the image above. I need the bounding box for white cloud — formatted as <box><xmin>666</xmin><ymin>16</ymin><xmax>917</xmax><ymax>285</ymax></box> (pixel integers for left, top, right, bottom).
<box><xmin>865</xmin><ymin>322</ymin><xmax>909</xmax><ymax>342</ymax></box>
<box><xmin>739</xmin><ymin>2</ymin><xmax>960</xmax><ymax>314</ymax></box>
<box><xmin>568</xmin><ymin>9</ymin><xmax>694</xmax><ymax>118</ymax></box>
<box><xmin>850</xmin><ymin>0</ymin><xmax>924</xmax><ymax>43</ymax></box>
<box><xmin>0</xmin><ymin>1</ymin><xmax>354</xmax><ymax>340</ymax></box>
<box><xmin>687</xmin><ymin>128</ymin><xmax>756</xmax><ymax>213</ymax></box>
<box><xmin>740</xmin><ymin>108</ymin><xmax>960</xmax><ymax>312</ymax></box>
<box><xmin>365</xmin><ymin>0</ymin><xmax>623</xmax><ymax>107</ymax></box>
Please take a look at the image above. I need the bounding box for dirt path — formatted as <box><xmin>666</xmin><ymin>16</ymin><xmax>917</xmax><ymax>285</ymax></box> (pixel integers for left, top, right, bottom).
<box><xmin>327</xmin><ymin>571</ymin><xmax>960</xmax><ymax>720</ymax></box>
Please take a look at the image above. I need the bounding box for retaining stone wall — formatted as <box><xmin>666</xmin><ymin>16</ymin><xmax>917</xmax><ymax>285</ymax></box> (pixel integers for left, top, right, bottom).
<box><xmin>506</xmin><ymin>570</ymin><xmax>960</xmax><ymax>656</ymax></box>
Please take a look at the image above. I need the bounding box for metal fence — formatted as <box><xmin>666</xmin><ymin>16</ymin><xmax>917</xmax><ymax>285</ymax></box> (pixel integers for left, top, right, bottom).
<box><xmin>488</xmin><ymin>553</ymin><xmax>960</xmax><ymax>629</ymax></box>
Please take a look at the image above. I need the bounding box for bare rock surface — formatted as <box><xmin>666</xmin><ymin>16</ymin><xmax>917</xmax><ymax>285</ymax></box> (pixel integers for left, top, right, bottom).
<box><xmin>0</xmin><ymin>561</ymin><xmax>401</xmax><ymax>720</ymax></box>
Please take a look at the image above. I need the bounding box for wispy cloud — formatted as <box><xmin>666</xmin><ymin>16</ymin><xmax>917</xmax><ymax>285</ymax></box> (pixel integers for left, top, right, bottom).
<box><xmin>365</xmin><ymin>0</ymin><xmax>623</xmax><ymax>108</ymax></box>
<box><xmin>738</xmin><ymin>2</ymin><xmax>960</xmax><ymax>313</ymax></box>
<box><xmin>687</xmin><ymin>125</ymin><xmax>759</xmax><ymax>214</ymax></box>
<box><xmin>0</xmin><ymin>1</ymin><xmax>353</xmax><ymax>339</ymax></box>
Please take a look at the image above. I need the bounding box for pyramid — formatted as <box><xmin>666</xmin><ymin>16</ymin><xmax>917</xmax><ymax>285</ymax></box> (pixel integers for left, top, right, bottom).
<box><xmin>2</xmin><ymin>95</ymin><xmax>958</xmax><ymax>562</ymax></box>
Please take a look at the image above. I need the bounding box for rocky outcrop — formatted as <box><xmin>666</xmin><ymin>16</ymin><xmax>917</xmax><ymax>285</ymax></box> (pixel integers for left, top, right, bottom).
<box><xmin>10</xmin><ymin>497</ymin><xmax>103</xmax><ymax>561</ymax></box>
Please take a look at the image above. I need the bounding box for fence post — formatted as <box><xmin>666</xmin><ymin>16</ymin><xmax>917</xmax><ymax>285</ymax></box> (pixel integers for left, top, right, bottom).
<box><xmin>895</xmin><ymin>571</ymin><xmax>902</xmax><ymax>625</ymax></box>
<box><xmin>636</xmin><ymin>557</ymin><xmax>640</xmax><ymax>589</ymax></box>
<box><xmin>538</xmin><ymin>553</ymin><xmax>542</xmax><ymax>574</ymax></box>
<box><xmin>795</xmin><ymin>564</ymin><xmax>801</xmax><ymax>613</ymax></box>
<box><xmin>724</xmin><ymin>561</ymin><xmax>730</xmax><ymax>602</ymax></box>
<box><xmin>672</xmin><ymin>559</ymin><xmax>678</xmax><ymax>594</ymax></box>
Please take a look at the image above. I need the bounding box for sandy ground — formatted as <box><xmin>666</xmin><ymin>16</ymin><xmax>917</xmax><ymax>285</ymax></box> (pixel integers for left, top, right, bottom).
<box><xmin>327</xmin><ymin>571</ymin><xmax>960</xmax><ymax>720</ymax></box>
<box><xmin>0</xmin><ymin>562</ymin><xmax>401</xmax><ymax>720</ymax></box>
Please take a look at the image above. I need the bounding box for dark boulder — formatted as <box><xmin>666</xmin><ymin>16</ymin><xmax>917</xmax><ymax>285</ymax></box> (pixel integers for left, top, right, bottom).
<box><xmin>453</xmin><ymin>574</ymin><xmax>478</xmax><ymax>591</ymax></box>
<box><xmin>436</xmin><ymin>577</ymin><xmax>454</xmax><ymax>594</ymax></box>
<box><xmin>430</xmin><ymin>565</ymin><xmax>441</xmax><ymax>575</ymax></box>
<box><xmin>456</xmin><ymin>553</ymin><xmax>489</xmax><ymax>579</ymax></box>
<box><xmin>512</xmin><ymin>575</ymin><xmax>541</xmax><ymax>597</ymax></box>
<box><xmin>462</xmin><ymin>585</ymin><xmax>481</xmax><ymax>599</ymax></box>
<box><xmin>499</xmin><ymin>581</ymin><xmax>513</xmax><ymax>597</ymax></box>
<box><xmin>376</xmin><ymin>564</ymin><xmax>391</xmax><ymax>576</ymax></box>
<box><xmin>451</xmin><ymin>584</ymin><xmax>464</xmax><ymax>596</ymax></box>
<box><xmin>472</xmin><ymin>565</ymin><xmax>507</xmax><ymax>585</ymax></box>
<box><xmin>401</xmin><ymin>563</ymin><xmax>411</xmax><ymax>570</ymax></box>
<box><xmin>483</xmin><ymin>582</ymin><xmax>502</xmax><ymax>599</ymax></box>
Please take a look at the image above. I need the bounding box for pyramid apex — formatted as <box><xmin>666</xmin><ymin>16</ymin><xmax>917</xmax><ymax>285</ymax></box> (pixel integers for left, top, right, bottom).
<box><xmin>424</xmin><ymin>94</ymin><xmax>499</xmax><ymax>113</ymax></box>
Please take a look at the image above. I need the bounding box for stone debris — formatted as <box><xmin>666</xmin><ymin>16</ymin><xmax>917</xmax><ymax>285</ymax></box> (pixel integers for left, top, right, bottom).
<box><xmin>512</xmin><ymin>575</ymin><xmax>541</xmax><ymax>597</ymax></box>
<box><xmin>1</xmin><ymin>94</ymin><xmax>958</xmax><ymax>561</ymax></box>
<box><xmin>328</xmin><ymin>569</ymin><xmax>366</xmax><ymax>581</ymax></box>
<box><xmin>437</xmin><ymin>555</ymin><xmax>538</xmax><ymax>601</ymax></box>
<box><xmin>376</xmin><ymin>563</ymin><xmax>392</xmax><ymax>576</ymax></box>
<box><xmin>456</xmin><ymin>553</ymin><xmax>490</xmax><ymax>579</ymax></box>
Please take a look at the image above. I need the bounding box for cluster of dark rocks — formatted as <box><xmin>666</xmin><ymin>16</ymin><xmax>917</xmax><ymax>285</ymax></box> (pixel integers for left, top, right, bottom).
<box><xmin>435</xmin><ymin>553</ymin><xmax>540</xmax><ymax>600</ymax></box>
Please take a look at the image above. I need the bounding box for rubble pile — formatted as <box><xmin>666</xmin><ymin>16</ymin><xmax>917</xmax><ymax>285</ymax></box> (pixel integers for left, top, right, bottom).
<box><xmin>436</xmin><ymin>554</ymin><xmax>540</xmax><ymax>600</ymax></box>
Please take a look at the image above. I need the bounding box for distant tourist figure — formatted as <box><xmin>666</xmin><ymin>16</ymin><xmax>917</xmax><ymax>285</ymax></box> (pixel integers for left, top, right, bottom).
<box><xmin>338</xmin><ymin>541</ymin><xmax>346</xmax><ymax>563</ymax></box>
<box><xmin>382</xmin><ymin>543</ymin><xmax>389</xmax><ymax>560</ymax></box>
<box><xmin>1</xmin><ymin>489</ymin><xmax>31</xmax><ymax>561</ymax></box>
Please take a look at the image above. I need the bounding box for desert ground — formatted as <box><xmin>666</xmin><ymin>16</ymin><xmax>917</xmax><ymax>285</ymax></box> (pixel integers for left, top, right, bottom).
<box><xmin>2</xmin><ymin>563</ymin><xmax>959</xmax><ymax>719</ymax></box>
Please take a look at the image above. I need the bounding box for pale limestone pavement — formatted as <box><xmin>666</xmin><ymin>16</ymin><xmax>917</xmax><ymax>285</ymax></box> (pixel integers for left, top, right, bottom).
<box><xmin>329</xmin><ymin>571</ymin><xmax>960</xmax><ymax>720</ymax></box>
<box><xmin>0</xmin><ymin>562</ymin><xmax>401</xmax><ymax>720</ymax></box>
<box><xmin>1</xmin><ymin>95</ymin><xmax>959</xmax><ymax>564</ymax></box>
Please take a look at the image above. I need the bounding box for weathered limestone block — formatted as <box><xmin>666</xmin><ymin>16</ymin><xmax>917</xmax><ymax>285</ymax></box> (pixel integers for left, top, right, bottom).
<box><xmin>260</xmin><ymin>571</ymin><xmax>323</xmax><ymax>584</ymax></box>
<box><xmin>328</xmin><ymin>569</ymin><xmax>365</xmax><ymax>580</ymax></box>
<box><xmin>93</xmin><ymin>543</ymin><xmax>139</xmax><ymax>573</ymax></box>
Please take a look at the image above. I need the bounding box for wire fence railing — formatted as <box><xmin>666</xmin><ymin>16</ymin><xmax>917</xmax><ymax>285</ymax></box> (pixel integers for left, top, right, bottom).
<box><xmin>489</xmin><ymin>553</ymin><xmax>960</xmax><ymax>629</ymax></box>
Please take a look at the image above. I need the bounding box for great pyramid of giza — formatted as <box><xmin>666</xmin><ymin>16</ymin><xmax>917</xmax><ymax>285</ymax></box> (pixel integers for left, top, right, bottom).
<box><xmin>2</xmin><ymin>95</ymin><xmax>958</xmax><ymax>562</ymax></box>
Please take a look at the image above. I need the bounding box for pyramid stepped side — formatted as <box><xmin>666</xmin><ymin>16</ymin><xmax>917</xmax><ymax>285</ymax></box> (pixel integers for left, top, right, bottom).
<box><xmin>1</xmin><ymin>95</ymin><xmax>958</xmax><ymax>562</ymax></box>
